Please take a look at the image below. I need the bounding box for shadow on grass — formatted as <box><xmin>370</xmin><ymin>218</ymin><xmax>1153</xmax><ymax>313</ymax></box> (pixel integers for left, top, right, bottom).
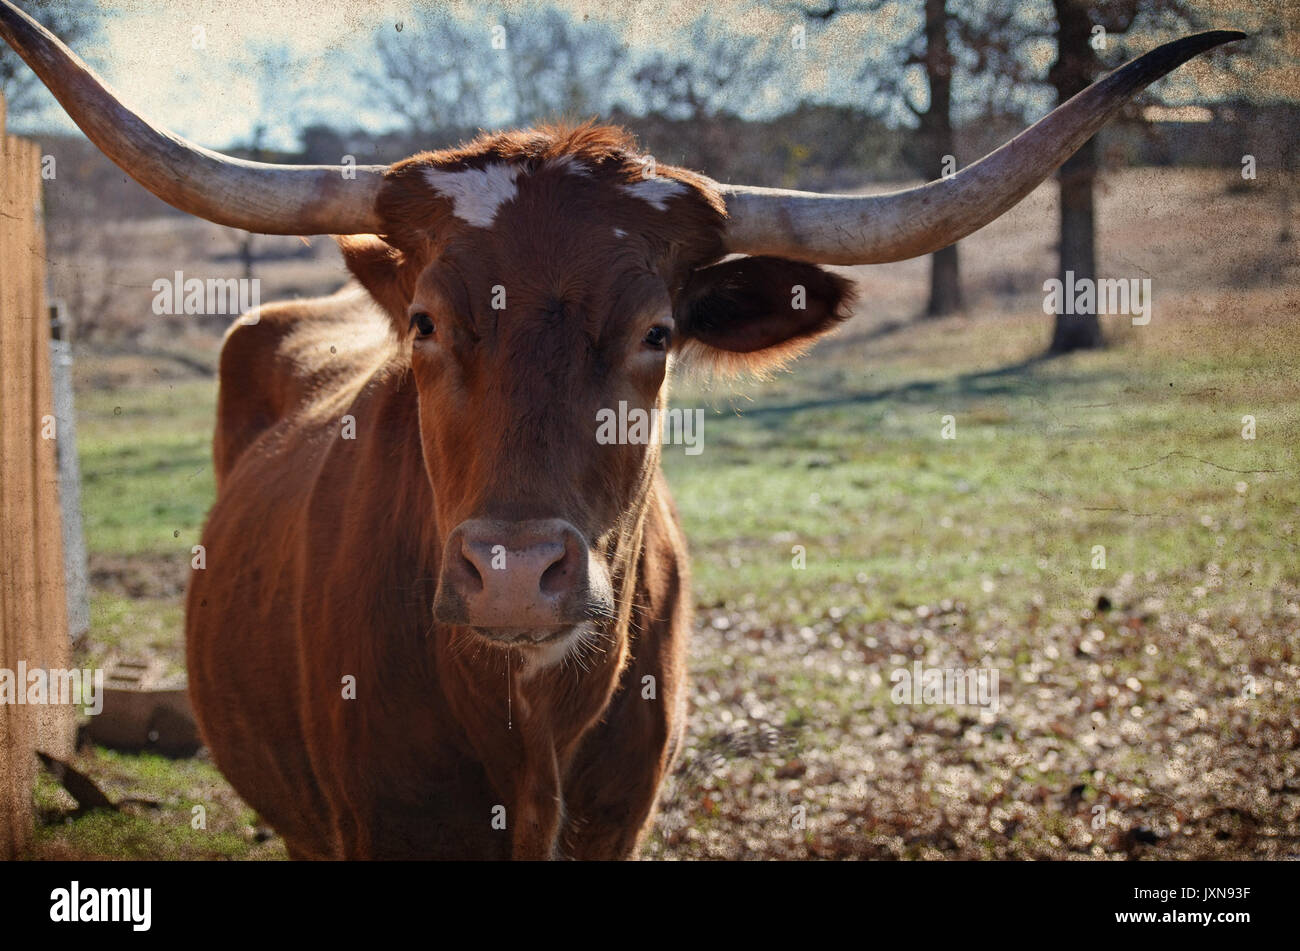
<box><xmin>727</xmin><ymin>351</ymin><xmax>1118</xmax><ymax>422</ymax></box>
<box><xmin>82</xmin><ymin>450</ymin><xmax>211</xmax><ymax>482</ymax></box>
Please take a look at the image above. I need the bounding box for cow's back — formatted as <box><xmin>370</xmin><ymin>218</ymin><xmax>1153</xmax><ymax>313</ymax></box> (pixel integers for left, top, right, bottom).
<box><xmin>188</xmin><ymin>284</ymin><xmax>411</xmax><ymax>856</ymax></box>
<box><xmin>211</xmin><ymin>283</ymin><xmax>393</xmax><ymax>487</ymax></box>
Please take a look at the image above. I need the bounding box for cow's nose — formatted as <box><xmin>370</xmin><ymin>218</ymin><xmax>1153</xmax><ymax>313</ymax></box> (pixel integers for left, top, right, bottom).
<box><xmin>434</xmin><ymin>518</ymin><xmax>596</xmax><ymax>630</ymax></box>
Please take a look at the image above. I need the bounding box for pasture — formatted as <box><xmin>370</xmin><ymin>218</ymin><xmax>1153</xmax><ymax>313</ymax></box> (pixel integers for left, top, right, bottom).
<box><xmin>32</xmin><ymin>167</ymin><xmax>1299</xmax><ymax>860</ymax></box>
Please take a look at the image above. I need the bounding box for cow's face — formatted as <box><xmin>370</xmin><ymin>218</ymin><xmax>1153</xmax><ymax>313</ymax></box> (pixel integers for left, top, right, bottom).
<box><xmin>340</xmin><ymin>127</ymin><xmax>852</xmax><ymax>662</ymax></box>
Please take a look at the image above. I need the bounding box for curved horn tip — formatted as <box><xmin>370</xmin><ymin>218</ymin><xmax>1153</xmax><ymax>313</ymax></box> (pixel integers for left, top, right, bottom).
<box><xmin>719</xmin><ymin>29</ymin><xmax>1250</xmax><ymax>265</ymax></box>
<box><xmin>1147</xmin><ymin>29</ymin><xmax>1249</xmax><ymax>67</ymax></box>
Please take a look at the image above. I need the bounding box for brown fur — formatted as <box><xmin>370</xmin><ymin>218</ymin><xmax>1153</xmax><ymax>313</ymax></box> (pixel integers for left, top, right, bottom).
<box><xmin>186</xmin><ymin>123</ymin><xmax>851</xmax><ymax>859</ymax></box>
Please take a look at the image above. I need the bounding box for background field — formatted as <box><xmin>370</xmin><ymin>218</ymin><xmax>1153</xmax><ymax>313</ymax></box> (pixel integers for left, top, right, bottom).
<box><xmin>32</xmin><ymin>167</ymin><xmax>1300</xmax><ymax>860</ymax></box>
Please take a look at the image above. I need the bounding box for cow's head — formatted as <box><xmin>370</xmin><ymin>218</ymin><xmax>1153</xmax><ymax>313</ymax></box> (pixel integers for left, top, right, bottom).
<box><xmin>335</xmin><ymin>126</ymin><xmax>855</xmax><ymax>648</ymax></box>
<box><xmin>0</xmin><ymin>0</ymin><xmax>1242</xmax><ymax>659</ymax></box>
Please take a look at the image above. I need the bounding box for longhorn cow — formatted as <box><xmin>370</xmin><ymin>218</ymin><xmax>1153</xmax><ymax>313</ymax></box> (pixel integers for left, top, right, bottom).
<box><xmin>0</xmin><ymin>0</ymin><xmax>1242</xmax><ymax>858</ymax></box>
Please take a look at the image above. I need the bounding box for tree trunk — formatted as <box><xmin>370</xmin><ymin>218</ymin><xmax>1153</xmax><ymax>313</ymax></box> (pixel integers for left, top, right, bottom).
<box><xmin>921</xmin><ymin>0</ymin><xmax>963</xmax><ymax>317</ymax></box>
<box><xmin>1048</xmin><ymin>0</ymin><xmax>1102</xmax><ymax>352</ymax></box>
<box><xmin>927</xmin><ymin>244</ymin><xmax>963</xmax><ymax>316</ymax></box>
<box><xmin>239</xmin><ymin>234</ymin><xmax>255</xmax><ymax>284</ymax></box>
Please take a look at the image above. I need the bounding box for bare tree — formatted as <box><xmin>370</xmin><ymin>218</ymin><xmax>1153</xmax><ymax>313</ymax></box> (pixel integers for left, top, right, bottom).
<box><xmin>633</xmin><ymin>14</ymin><xmax>785</xmax><ymax>172</ymax></box>
<box><xmin>791</xmin><ymin>0</ymin><xmax>1026</xmax><ymax>318</ymax></box>
<box><xmin>634</xmin><ymin>15</ymin><xmax>784</xmax><ymax>121</ymax></box>
<box><xmin>228</xmin><ymin>41</ymin><xmax>310</xmax><ymax>284</ymax></box>
<box><xmin>45</xmin><ymin>218</ymin><xmax>133</xmax><ymax>344</ymax></box>
<box><xmin>371</xmin><ymin>10</ymin><xmax>487</xmax><ymax>136</ymax></box>
<box><xmin>370</xmin><ymin>5</ymin><xmax>626</xmax><ymax>137</ymax></box>
<box><xmin>799</xmin><ymin>0</ymin><xmax>1238</xmax><ymax>344</ymax></box>
<box><xmin>1045</xmin><ymin>0</ymin><xmax>1210</xmax><ymax>353</ymax></box>
<box><xmin>915</xmin><ymin>0</ymin><xmax>962</xmax><ymax>316</ymax></box>
<box><xmin>497</xmin><ymin>6</ymin><xmax>627</xmax><ymax>125</ymax></box>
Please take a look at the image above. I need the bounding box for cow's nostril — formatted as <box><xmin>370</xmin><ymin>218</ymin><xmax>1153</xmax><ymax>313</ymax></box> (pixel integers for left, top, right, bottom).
<box><xmin>456</xmin><ymin>537</ymin><xmax>486</xmax><ymax>594</ymax></box>
<box><xmin>539</xmin><ymin>548</ymin><xmax>574</xmax><ymax>596</ymax></box>
<box><xmin>459</xmin><ymin>553</ymin><xmax>484</xmax><ymax>592</ymax></box>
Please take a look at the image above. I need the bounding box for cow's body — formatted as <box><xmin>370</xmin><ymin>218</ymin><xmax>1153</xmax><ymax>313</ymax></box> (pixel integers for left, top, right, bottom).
<box><xmin>187</xmin><ymin>286</ymin><xmax>691</xmax><ymax>859</ymax></box>
<box><xmin>180</xmin><ymin>126</ymin><xmax>793</xmax><ymax>861</ymax></box>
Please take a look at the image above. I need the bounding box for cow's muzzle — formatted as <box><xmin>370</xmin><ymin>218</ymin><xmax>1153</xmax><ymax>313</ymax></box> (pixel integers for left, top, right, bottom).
<box><xmin>433</xmin><ymin>518</ymin><xmax>613</xmax><ymax>635</ymax></box>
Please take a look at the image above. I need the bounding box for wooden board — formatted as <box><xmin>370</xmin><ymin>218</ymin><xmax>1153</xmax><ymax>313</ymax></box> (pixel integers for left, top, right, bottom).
<box><xmin>0</xmin><ymin>95</ymin><xmax>72</xmax><ymax>859</ymax></box>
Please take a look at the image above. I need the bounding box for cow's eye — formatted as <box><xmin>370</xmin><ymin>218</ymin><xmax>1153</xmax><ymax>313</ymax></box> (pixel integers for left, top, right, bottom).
<box><xmin>409</xmin><ymin>312</ymin><xmax>435</xmax><ymax>337</ymax></box>
<box><xmin>643</xmin><ymin>325</ymin><xmax>671</xmax><ymax>350</ymax></box>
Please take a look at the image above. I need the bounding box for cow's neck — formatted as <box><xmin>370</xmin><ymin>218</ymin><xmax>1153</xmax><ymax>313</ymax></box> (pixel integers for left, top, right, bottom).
<box><xmin>375</xmin><ymin>370</ymin><xmax>662</xmax><ymax>857</ymax></box>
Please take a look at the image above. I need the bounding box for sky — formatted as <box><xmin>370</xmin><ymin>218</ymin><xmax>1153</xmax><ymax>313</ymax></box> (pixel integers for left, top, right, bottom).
<box><xmin>7</xmin><ymin>0</ymin><xmax>1283</xmax><ymax>151</ymax></box>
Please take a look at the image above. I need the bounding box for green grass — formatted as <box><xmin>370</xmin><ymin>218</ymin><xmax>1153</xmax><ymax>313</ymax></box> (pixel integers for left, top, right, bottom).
<box><xmin>33</xmin><ymin>750</ymin><xmax>285</xmax><ymax>860</ymax></box>
<box><xmin>76</xmin><ymin>377</ymin><xmax>217</xmax><ymax>558</ymax></box>
<box><xmin>664</xmin><ymin>318</ymin><xmax>1299</xmax><ymax>626</ymax></box>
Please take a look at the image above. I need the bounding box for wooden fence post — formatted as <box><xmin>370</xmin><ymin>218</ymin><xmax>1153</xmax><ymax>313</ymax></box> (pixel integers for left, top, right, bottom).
<box><xmin>0</xmin><ymin>93</ymin><xmax>74</xmax><ymax>860</ymax></box>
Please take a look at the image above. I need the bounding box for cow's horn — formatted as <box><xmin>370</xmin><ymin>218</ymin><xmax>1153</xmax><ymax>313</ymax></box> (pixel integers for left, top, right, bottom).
<box><xmin>718</xmin><ymin>31</ymin><xmax>1244</xmax><ymax>265</ymax></box>
<box><xmin>0</xmin><ymin>0</ymin><xmax>385</xmax><ymax>235</ymax></box>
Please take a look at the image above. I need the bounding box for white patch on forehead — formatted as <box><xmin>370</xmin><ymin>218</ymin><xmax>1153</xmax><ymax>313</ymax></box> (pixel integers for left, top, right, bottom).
<box><xmin>547</xmin><ymin>155</ymin><xmax>593</xmax><ymax>178</ymax></box>
<box><xmin>423</xmin><ymin>162</ymin><xmax>522</xmax><ymax>228</ymax></box>
<box><xmin>613</xmin><ymin>227</ymin><xmax>627</xmax><ymax>238</ymax></box>
<box><xmin>621</xmin><ymin>177</ymin><xmax>687</xmax><ymax>211</ymax></box>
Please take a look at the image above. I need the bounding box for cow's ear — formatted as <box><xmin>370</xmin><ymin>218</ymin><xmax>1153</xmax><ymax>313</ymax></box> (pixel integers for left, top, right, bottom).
<box><xmin>336</xmin><ymin>234</ymin><xmax>419</xmax><ymax>334</ymax></box>
<box><xmin>673</xmin><ymin>256</ymin><xmax>855</xmax><ymax>374</ymax></box>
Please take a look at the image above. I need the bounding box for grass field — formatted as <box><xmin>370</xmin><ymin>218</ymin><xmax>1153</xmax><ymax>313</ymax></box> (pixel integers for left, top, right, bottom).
<box><xmin>30</xmin><ymin>168</ymin><xmax>1300</xmax><ymax>859</ymax></box>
